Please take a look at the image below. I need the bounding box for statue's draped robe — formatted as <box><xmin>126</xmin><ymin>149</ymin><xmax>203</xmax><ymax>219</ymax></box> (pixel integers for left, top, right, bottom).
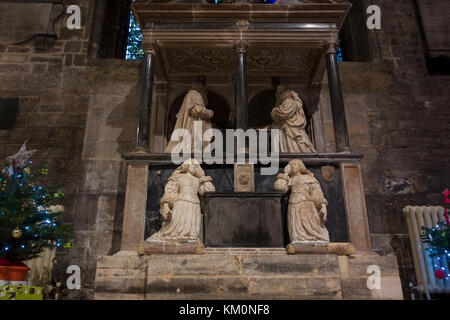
<box><xmin>165</xmin><ymin>90</ymin><xmax>213</xmax><ymax>153</ymax></box>
<box><xmin>271</xmin><ymin>95</ymin><xmax>316</xmax><ymax>153</ymax></box>
<box><xmin>147</xmin><ymin>173</ymin><xmax>214</xmax><ymax>242</ymax></box>
<box><xmin>275</xmin><ymin>173</ymin><xmax>329</xmax><ymax>242</ymax></box>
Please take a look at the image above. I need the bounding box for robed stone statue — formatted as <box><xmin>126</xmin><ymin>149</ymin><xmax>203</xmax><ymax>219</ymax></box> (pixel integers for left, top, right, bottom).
<box><xmin>270</xmin><ymin>86</ymin><xmax>316</xmax><ymax>153</ymax></box>
<box><xmin>165</xmin><ymin>84</ymin><xmax>214</xmax><ymax>153</ymax></box>
<box><xmin>274</xmin><ymin>159</ymin><xmax>329</xmax><ymax>243</ymax></box>
<box><xmin>146</xmin><ymin>158</ymin><xmax>215</xmax><ymax>243</ymax></box>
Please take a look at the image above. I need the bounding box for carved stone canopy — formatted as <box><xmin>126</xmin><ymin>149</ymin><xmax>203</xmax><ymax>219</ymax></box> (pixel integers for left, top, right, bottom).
<box><xmin>132</xmin><ymin>1</ymin><xmax>351</xmax><ymax>84</ymax></box>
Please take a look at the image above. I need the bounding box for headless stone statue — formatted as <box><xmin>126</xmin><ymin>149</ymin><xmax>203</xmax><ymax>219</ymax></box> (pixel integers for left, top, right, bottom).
<box><xmin>274</xmin><ymin>159</ymin><xmax>329</xmax><ymax>244</ymax></box>
<box><xmin>271</xmin><ymin>86</ymin><xmax>316</xmax><ymax>153</ymax></box>
<box><xmin>165</xmin><ymin>84</ymin><xmax>214</xmax><ymax>153</ymax></box>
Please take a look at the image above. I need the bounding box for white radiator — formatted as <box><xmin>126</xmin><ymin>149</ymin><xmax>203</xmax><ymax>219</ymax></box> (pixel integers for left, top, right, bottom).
<box><xmin>404</xmin><ymin>206</ymin><xmax>450</xmax><ymax>297</ymax></box>
<box><xmin>23</xmin><ymin>247</ymin><xmax>56</xmax><ymax>287</ymax></box>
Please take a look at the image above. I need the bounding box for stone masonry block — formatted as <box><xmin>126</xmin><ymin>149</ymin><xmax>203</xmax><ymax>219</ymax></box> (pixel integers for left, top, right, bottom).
<box><xmin>146</xmin><ymin>255</ymin><xmax>241</xmax><ymax>276</ymax></box>
<box><xmin>242</xmin><ymin>254</ymin><xmax>339</xmax><ymax>276</ymax></box>
<box><xmin>348</xmin><ymin>253</ymin><xmax>400</xmax><ymax>276</ymax></box>
<box><xmin>146</xmin><ymin>277</ymin><xmax>248</xmax><ymax>296</ymax></box>
<box><xmin>248</xmin><ymin>276</ymin><xmax>342</xmax><ymax>299</ymax></box>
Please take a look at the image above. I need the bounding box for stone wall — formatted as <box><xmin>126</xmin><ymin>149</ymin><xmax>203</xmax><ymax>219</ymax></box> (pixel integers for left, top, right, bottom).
<box><xmin>343</xmin><ymin>0</ymin><xmax>450</xmax><ymax>297</ymax></box>
<box><xmin>364</xmin><ymin>0</ymin><xmax>449</xmax><ymax>297</ymax></box>
<box><xmin>0</xmin><ymin>0</ymin><xmax>141</xmax><ymax>299</ymax></box>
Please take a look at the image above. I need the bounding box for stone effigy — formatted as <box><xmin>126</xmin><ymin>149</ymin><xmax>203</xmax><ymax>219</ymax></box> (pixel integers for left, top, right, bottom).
<box><xmin>164</xmin><ymin>83</ymin><xmax>214</xmax><ymax>153</ymax></box>
<box><xmin>145</xmin><ymin>158</ymin><xmax>215</xmax><ymax>245</ymax></box>
<box><xmin>274</xmin><ymin>159</ymin><xmax>329</xmax><ymax>244</ymax></box>
<box><xmin>270</xmin><ymin>86</ymin><xmax>316</xmax><ymax>153</ymax></box>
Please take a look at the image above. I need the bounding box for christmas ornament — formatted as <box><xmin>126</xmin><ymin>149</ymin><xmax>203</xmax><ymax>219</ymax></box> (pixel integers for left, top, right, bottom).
<box><xmin>12</xmin><ymin>229</ymin><xmax>22</xmax><ymax>238</ymax></box>
<box><xmin>23</xmin><ymin>167</ymin><xmax>31</xmax><ymax>175</ymax></box>
<box><xmin>443</xmin><ymin>189</ymin><xmax>450</xmax><ymax>204</ymax></box>
<box><xmin>64</xmin><ymin>241</ymin><xmax>74</xmax><ymax>248</ymax></box>
<box><xmin>435</xmin><ymin>269</ymin><xmax>446</xmax><ymax>280</ymax></box>
<box><xmin>52</xmin><ymin>258</ymin><xmax>58</xmax><ymax>265</ymax></box>
<box><xmin>6</xmin><ymin>141</ymin><xmax>37</xmax><ymax>168</ymax></box>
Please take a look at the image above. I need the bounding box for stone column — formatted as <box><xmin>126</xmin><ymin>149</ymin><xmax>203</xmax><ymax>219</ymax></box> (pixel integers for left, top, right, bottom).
<box><xmin>341</xmin><ymin>163</ymin><xmax>371</xmax><ymax>250</ymax></box>
<box><xmin>136</xmin><ymin>41</ymin><xmax>156</xmax><ymax>151</ymax></box>
<box><xmin>151</xmin><ymin>82</ymin><xmax>169</xmax><ymax>152</ymax></box>
<box><xmin>326</xmin><ymin>42</ymin><xmax>350</xmax><ymax>153</ymax></box>
<box><xmin>234</xmin><ymin>40</ymin><xmax>248</xmax><ymax>131</ymax></box>
<box><xmin>120</xmin><ymin>163</ymin><xmax>149</xmax><ymax>252</ymax></box>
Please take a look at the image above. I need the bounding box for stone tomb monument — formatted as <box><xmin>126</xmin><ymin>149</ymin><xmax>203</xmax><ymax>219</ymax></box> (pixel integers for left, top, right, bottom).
<box><xmin>93</xmin><ymin>0</ymin><xmax>403</xmax><ymax>300</ymax></box>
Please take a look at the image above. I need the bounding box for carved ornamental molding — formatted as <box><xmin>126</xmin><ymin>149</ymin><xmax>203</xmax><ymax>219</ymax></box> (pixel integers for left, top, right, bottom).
<box><xmin>142</xmin><ymin>41</ymin><xmax>158</xmax><ymax>54</ymax></box>
<box><xmin>234</xmin><ymin>40</ymin><xmax>248</xmax><ymax>54</ymax></box>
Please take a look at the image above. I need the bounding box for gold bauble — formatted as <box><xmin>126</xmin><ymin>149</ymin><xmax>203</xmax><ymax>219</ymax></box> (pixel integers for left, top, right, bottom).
<box><xmin>12</xmin><ymin>228</ymin><xmax>22</xmax><ymax>238</ymax></box>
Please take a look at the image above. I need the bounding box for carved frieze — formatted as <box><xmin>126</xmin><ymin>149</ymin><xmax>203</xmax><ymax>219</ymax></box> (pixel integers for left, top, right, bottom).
<box><xmin>162</xmin><ymin>47</ymin><xmax>317</xmax><ymax>78</ymax></box>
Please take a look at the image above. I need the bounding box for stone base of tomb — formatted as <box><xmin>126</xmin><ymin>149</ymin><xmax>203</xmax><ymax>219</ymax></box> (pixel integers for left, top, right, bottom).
<box><xmin>286</xmin><ymin>242</ymin><xmax>355</xmax><ymax>256</ymax></box>
<box><xmin>94</xmin><ymin>249</ymin><xmax>403</xmax><ymax>300</ymax></box>
<box><xmin>138</xmin><ymin>240</ymin><xmax>203</xmax><ymax>255</ymax></box>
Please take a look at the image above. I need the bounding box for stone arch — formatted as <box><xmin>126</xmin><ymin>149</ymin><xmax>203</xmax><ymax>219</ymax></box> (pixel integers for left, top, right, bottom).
<box><xmin>248</xmin><ymin>88</ymin><xmax>313</xmax><ymax>138</ymax></box>
<box><xmin>248</xmin><ymin>88</ymin><xmax>276</xmax><ymax>128</ymax></box>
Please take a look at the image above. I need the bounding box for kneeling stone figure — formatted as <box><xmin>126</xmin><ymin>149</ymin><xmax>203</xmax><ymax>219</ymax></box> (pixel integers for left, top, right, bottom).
<box><xmin>274</xmin><ymin>159</ymin><xmax>330</xmax><ymax>244</ymax></box>
<box><xmin>146</xmin><ymin>158</ymin><xmax>215</xmax><ymax>243</ymax></box>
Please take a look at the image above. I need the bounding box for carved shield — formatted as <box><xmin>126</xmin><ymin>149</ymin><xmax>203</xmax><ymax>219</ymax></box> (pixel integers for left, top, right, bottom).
<box><xmin>321</xmin><ymin>166</ymin><xmax>336</xmax><ymax>183</ymax></box>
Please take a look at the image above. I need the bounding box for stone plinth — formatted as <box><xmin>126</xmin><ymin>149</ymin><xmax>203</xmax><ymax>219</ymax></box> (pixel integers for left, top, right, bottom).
<box><xmin>94</xmin><ymin>249</ymin><xmax>403</xmax><ymax>300</ymax></box>
<box><xmin>138</xmin><ymin>240</ymin><xmax>203</xmax><ymax>255</ymax></box>
<box><xmin>204</xmin><ymin>192</ymin><xmax>285</xmax><ymax>247</ymax></box>
<box><xmin>286</xmin><ymin>242</ymin><xmax>355</xmax><ymax>255</ymax></box>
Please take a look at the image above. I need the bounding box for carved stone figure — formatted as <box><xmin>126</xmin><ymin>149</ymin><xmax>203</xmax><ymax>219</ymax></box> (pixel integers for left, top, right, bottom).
<box><xmin>146</xmin><ymin>158</ymin><xmax>215</xmax><ymax>243</ymax></box>
<box><xmin>165</xmin><ymin>84</ymin><xmax>214</xmax><ymax>153</ymax></box>
<box><xmin>274</xmin><ymin>159</ymin><xmax>329</xmax><ymax>243</ymax></box>
<box><xmin>271</xmin><ymin>86</ymin><xmax>316</xmax><ymax>153</ymax></box>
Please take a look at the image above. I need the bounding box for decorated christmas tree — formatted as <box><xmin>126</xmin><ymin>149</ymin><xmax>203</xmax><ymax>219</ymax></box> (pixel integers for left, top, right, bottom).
<box><xmin>0</xmin><ymin>142</ymin><xmax>72</xmax><ymax>263</ymax></box>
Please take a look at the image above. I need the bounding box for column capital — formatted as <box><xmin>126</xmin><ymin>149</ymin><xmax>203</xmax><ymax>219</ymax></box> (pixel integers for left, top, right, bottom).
<box><xmin>142</xmin><ymin>40</ymin><xmax>157</xmax><ymax>55</ymax></box>
<box><xmin>326</xmin><ymin>41</ymin><xmax>338</xmax><ymax>55</ymax></box>
<box><xmin>236</xmin><ymin>20</ymin><xmax>249</xmax><ymax>31</ymax></box>
<box><xmin>234</xmin><ymin>40</ymin><xmax>248</xmax><ymax>54</ymax></box>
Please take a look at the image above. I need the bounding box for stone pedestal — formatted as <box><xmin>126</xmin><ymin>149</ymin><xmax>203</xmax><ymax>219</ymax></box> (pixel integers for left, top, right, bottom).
<box><xmin>138</xmin><ymin>240</ymin><xmax>203</xmax><ymax>255</ymax></box>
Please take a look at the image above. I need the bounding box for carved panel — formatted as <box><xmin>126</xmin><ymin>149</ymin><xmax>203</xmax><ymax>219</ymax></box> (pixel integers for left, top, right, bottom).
<box><xmin>163</xmin><ymin>47</ymin><xmax>235</xmax><ymax>74</ymax></box>
<box><xmin>162</xmin><ymin>47</ymin><xmax>318</xmax><ymax>79</ymax></box>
